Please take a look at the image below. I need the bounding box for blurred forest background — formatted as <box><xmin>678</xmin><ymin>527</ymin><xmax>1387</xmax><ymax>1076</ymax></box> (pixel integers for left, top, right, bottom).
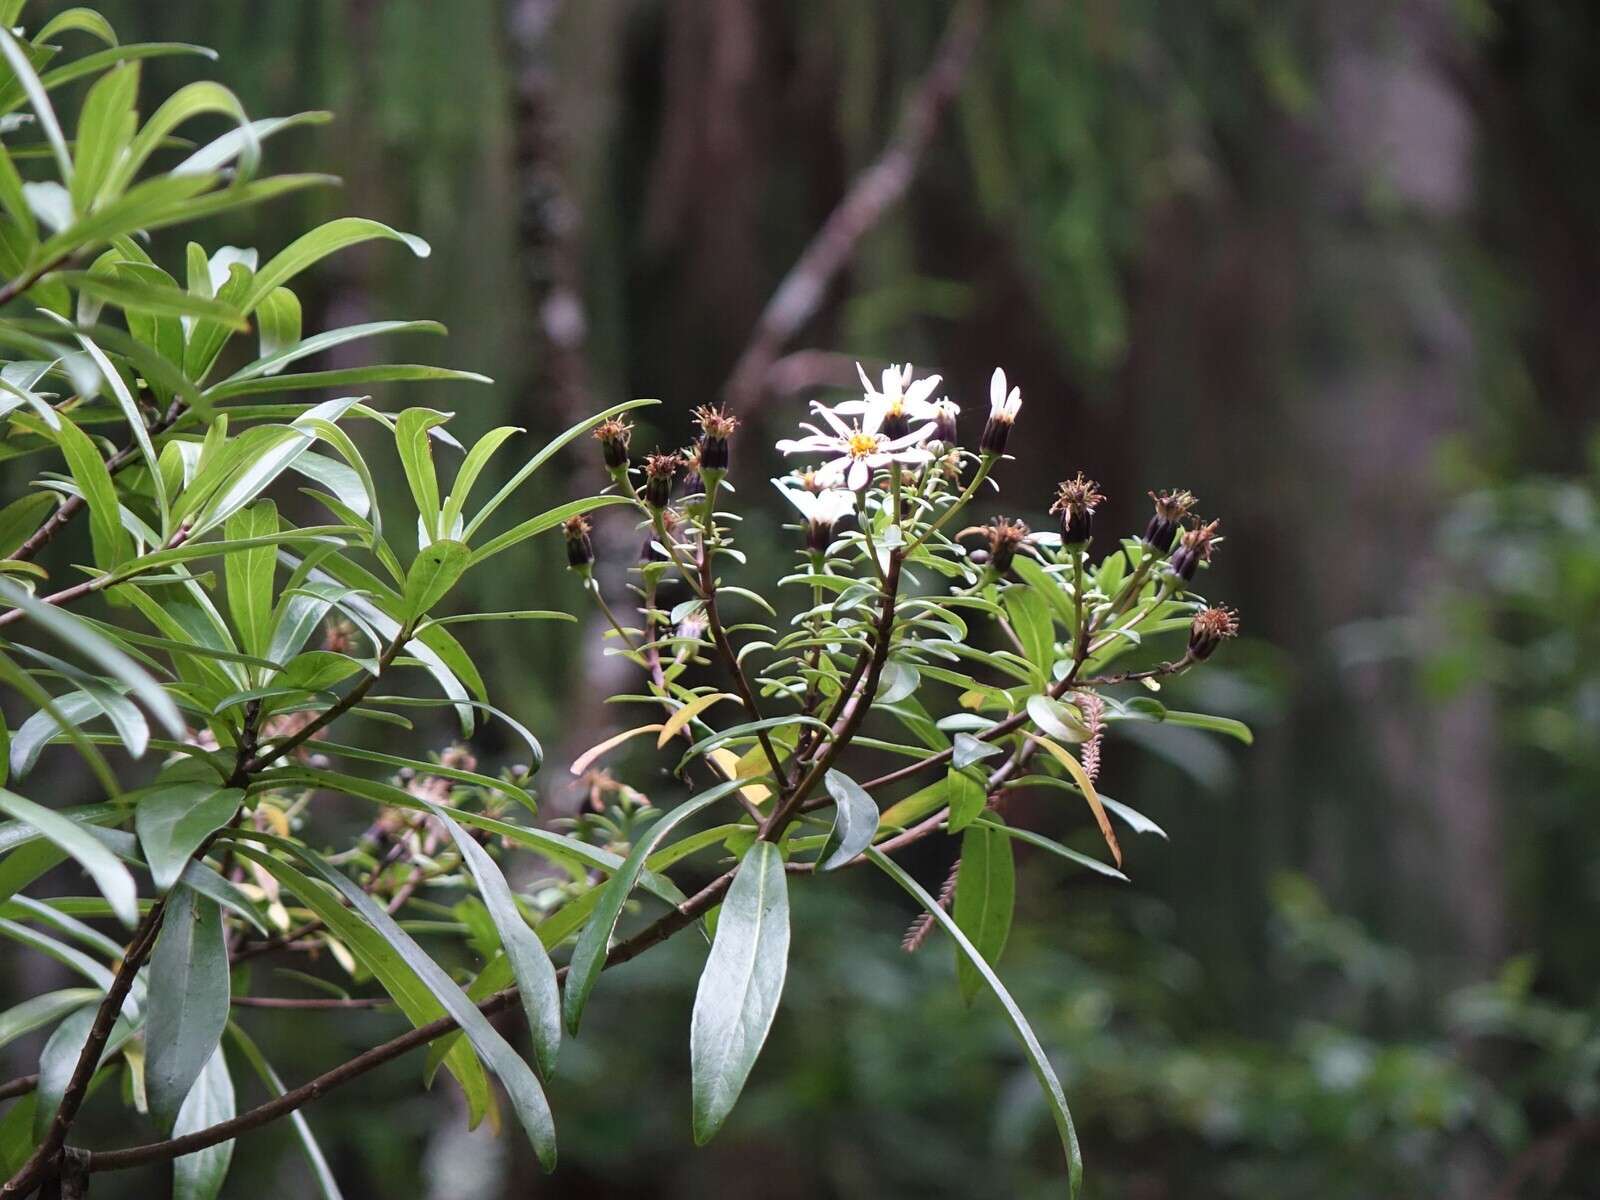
<box><xmin>8</xmin><ymin>0</ymin><xmax>1600</xmax><ymax>1196</ymax></box>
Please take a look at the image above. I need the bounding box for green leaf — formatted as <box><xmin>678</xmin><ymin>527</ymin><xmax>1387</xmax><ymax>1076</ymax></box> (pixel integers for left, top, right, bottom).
<box><xmin>0</xmin><ymin>787</ymin><xmax>137</xmax><ymax>925</ymax></box>
<box><xmin>245</xmin><ymin>836</ymin><xmax>557</xmax><ymax>1169</ymax></box>
<box><xmin>57</xmin><ymin>269</ymin><xmax>250</xmax><ymax>326</ymax></box>
<box><xmin>465</xmin><ymin>494</ymin><xmax>633</xmax><ymax>566</ymax></box>
<box><xmin>394</xmin><ymin>408</ymin><xmax>448</xmax><ymax>542</ymax></box>
<box><xmin>146</xmin><ymin>884</ymin><xmax>229</xmax><ymax>1124</ymax></box>
<box><xmin>223</xmin><ymin>500</ymin><xmax>278</xmax><ymax>658</ymax></box>
<box><xmin>254</xmin><ymin>285</ymin><xmax>300</xmax><ymax>360</ymax></box>
<box><xmin>1157</xmin><ymin>710</ymin><xmax>1254</xmax><ymax>744</ymax></box>
<box><xmin>242</xmin><ymin>217</ymin><xmax>429</xmax><ymax>313</ymax></box>
<box><xmin>417</xmin><ymin>800</ymin><xmax>561</xmax><ymax>1076</ymax></box>
<box><xmin>33</xmin><ymin>1004</ymin><xmax>137</xmax><ymax>1141</ymax></box>
<box><xmin>204</xmin><ymin>363</ymin><xmax>490</xmax><ymax>404</ymax></box>
<box><xmin>52</xmin><ymin>412</ymin><xmax>131</xmax><ymax>569</ymax></box>
<box><xmin>970</xmin><ymin>816</ymin><xmax>1128</xmax><ymax>882</ymax></box>
<box><xmin>690</xmin><ymin>840</ymin><xmax>790</xmax><ymax>1144</ymax></box>
<box><xmin>867</xmin><ymin>847</ymin><xmax>1081</xmax><ymax>1193</ymax></box>
<box><xmin>953</xmin><ymin>824</ymin><xmax>1013</xmax><ymax>1004</ymax></box>
<box><xmin>0</xmin><ymin>493</ymin><xmax>54</xmax><ymax>558</ymax></box>
<box><xmin>440</xmin><ymin>426</ymin><xmax>522</xmax><ymax>537</ymax></box>
<box><xmin>235</xmin><ymin>846</ymin><xmax>493</xmax><ymax>1129</ymax></box>
<box><xmin>211</xmin><ymin>318</ymin><xmax>446</xmax><ymax>387</ymax></box>
<box><xmin>462</xmin><ymin>397</ymin><xmax>659</xmax><ymax>540</ymax></box>
<box><xmin>945</xmin><ymin>766</ymin><xmax>988</xmax><ymax>834</ymax></box>
<box><xmin>173</xmin><ymin>1046</ymin><xmax>235</xmax><ymax>1200</ymax></box>
<box><xmin>1012</xmin><ymin>555</ymin><xmax>1079</xmax><ymax>635</ymax></box>
<box><xmin>401</xmin><ymin>539</ymin><xmax>468</xmax><ymax>622</ymax></box>
<box><xmin>566</xmin><ymin>779</ymin><xmax>743</xmax><ymax>1036</ymax></box>
<box><xmin>69</xmin><ymin>61</ymin><xmax>138</xmax><ymax>213</ymax></box>
<box><xmin>226</xmin><ymin>1024</ymin><xmax>343</xmax><ymax>1200</ymax></box>
<box><xmin>951</xmin><ymin>731</ymin><xmax>1002</xmax><ymax>771</ymax></box>
<box><xmin>0</xmin><ymin>25</ymin><xmax>72</xmax><ymax>182</ymax></box>
<box><xmin>817</xmin><ymin>769</ymin><xmax>878</xmax><ymax>871</ymax></box>
<box><xmin>1027</xmin><ymin>693</ymin><xmax>1088</xmax><ymax>744</ymax></box>
<box><xmin>134</xmin><ymin>782</ymin><xmax>242</xmax><ymax>891</ymax></box>
<box><xmin>0</xmin><ymin>987</ymin><xmax>99</xmax><ymax>1054</ymax></box>
<box><xmin>1002</xmin><ymin>584</ymin><xmax>1055</xmax><ymax>675</ymax></box>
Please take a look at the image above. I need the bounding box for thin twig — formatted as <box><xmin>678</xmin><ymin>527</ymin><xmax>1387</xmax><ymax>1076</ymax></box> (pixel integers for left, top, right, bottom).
<box><xmin>721</xmin><ymin>0</ymin><xmax>987</xmax><ymax>411</ymax></box>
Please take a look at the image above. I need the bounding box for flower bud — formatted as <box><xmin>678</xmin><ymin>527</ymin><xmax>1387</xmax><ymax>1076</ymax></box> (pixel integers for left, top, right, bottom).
<box><xmin>1145</xmin><ymin>490</ymin><xmax>1197</xmax><ymax>550</ymax></box>
<box><xmin>979</xmin><ymin>367</ymin><xmax>1022</xmax><ymax>456</ymax></box>
<box><xmin>563</xmin><ymin>514</ymin><xmax>594</xmax><ymax>573</ymax></box>
<box><xmin>593</xmin><ymin>417</ymin><xmax>633</xmax><ymax>472</ymax></box>
<box><xmin>930</xmin><ymin>398</ymin><xmax>960</xmax><ymax>446</ymax></box>
<box><xmin>1188</xmin><ymin>605</ymin><xmax>1239</xmax><ymax>660</ymax></box>
<box><xmin>1169</xmin><ymin>518</ymin><xmax>1220</xmax><ymax>581</ymax></box>
<box><xmin>642</xmin><ymin>451</ymin><xmax>681</xmax><ymax>510</ymax></box>
<box><xmin>692</xmin><ymin>404</ymin><xmax>738</xmax><ymax>475</ymax></box>
<box><xmin>1050</xmin><ymin>472</ymin><xmax>1104</xmax><ymax>545</ymax></box>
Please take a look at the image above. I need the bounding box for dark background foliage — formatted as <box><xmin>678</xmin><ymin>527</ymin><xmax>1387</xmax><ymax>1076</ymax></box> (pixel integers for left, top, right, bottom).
<box><xmin>7</xmin><ymin>1</ymin><xmax>1599</xmax><ymax>1195</ymax></box>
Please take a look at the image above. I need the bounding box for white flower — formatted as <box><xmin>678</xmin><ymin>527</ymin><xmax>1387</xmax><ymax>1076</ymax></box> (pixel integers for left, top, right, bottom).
<box><xmin>979</xmin><ymin>367</ymin><xmax>1022</xmax><ymax>454</ymax></box>
<box><xmin>829</xmin><ymin>362</ymin><xmax>943</xmax><ymax>438</ymax></box>
<box><xmin>776</xmin><ymin>403</ymin><xmax>936</xmax><ymax>490</ymax></box>
<box><xmin>988</xmin><ymin>367</ymin><xmax>1022</xmax><ymax>422</ymax></box>
<box><xmin>774</xmin><ymin>476</ymin><xmax>856</xmax><ymax>551</ymax></box>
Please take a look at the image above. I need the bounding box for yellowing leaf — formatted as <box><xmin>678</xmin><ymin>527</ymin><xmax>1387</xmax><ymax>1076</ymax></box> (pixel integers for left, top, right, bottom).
<box><xmin>657</xmin><ymin>692</ymin><xmax>737</xmax><ymax>749</ymax></box>
<box><xmin>1037</xmin><ymin>736</ymin><xmax>1123</xmax><ymax>869</ymax></box>
<box><xmin>570</xmin><ymin>723</ymin><xmax>664</xmax><ymax>776</ymax></box>
<box><xmin>708</xmin><ymin>748</ymin><xmax>771</xmax><ymax>805</ymax></box>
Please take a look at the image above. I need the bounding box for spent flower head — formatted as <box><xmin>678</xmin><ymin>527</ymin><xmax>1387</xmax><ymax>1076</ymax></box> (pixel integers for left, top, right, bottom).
<box><xmin>1170</xmin><ymin>518</ymin><xmax>1222</xmax><ymax>581</ymax></box>
<box><xmin>1145</xmin><ymin>489</ymin><xmax>1198</xmax><ymax>549</ymax></box>
<box><xmin>593</xmin><ymin>417</ymin><xmax>633</xmax><ymax>470</ymax></box>
<box><xmin>1189</xmin><ymin>605</ymin><xmax>1240</xmax><ymax>659</ymax></box>
<box><xmin>1050</xmin><ymin>472</ymin><xmax>1105</xmax><ymax>544</ymax></box>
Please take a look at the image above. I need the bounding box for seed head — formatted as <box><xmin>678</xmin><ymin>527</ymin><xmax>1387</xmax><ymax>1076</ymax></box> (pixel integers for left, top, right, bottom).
<box><xmin>593</xmin><ymin>417</ymin><xmax>633</xmax><ymax>471</ymax></box>
<box><xmin>642</xmin><ymin>451</ymin><xmax>682</xmax><ymax>509</ymax></box>
<box><xmin>693</xmin><ymin>404</ymin><xmax>738</xmax><ymax>473</ymax></box>
<box><xmin>1050</xmin><ymin>473</ymin><xmax>1105</xmax><ymax>544</ymax></box>
<box><xmin>1170</xmin><ymin>518</ymin><xmax>1221</xmax><ymax>582</ymax></box>
<box><xmin>1145</xmin><ymin>489</ymin><xmax>1197</xmax><ymax>550</ymax></box>
<box><xmin>563</xmin><ymin>513</ymin><xmax>594</xmax><ymax>571</ymax></box>
<box><xmin>1188</xmin><ymin>605</ymin><xmax>1240</xmax><ymax>660</ymax></box>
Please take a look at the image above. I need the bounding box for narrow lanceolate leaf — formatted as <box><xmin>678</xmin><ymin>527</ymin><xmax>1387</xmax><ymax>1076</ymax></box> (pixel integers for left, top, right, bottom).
<box><xmin>866</xmin><ymin>847</ymin><xmax>1082</xmax><ymax>1195</ymax></box>
<box><xmin>265</xmin><ymin>839</ymin><xmax>558</xmax><ymax>1170</ymax></box>
<box><xmin>0</xmin><ymin>577</ymin><xmax>185</xmax><ymax>740</ymax></box>
<box><xmin>690</xmin><ymin>840</ymin><xmax>790</xmax><ymax>1145</ymax></box>
<box><xmin>223</xmin><ymin>501</ymin><xmax>278</xmax><ymax>659</ymax></box>
<box><xmin>565</xmin><ymin>780</ymin><xmax>743</xmax><ymax>1036</ymax></box>
<box><xmin>0</xmin><ymin>788</ymin><xmax>137</xmax><ymax>926</ymax></box>
<box><xmin>817</xmin><ymin>769</ymin><xmax>878</xmax><ymax>871</ymax></box>
<box><xmin>656</xmin><ymin>692</ymin><xmax>737</xmax><ymax>749</ymax></box>
<box><xmin>945</xmin><ymin>765</ymin><xmax>989</xmax><ymax>834</ymax></box>
<box><xmin>420</xmin><ymin>801</ymin><xmax>562</xmax><ymax>1077</ymax></box>
<box><xmin>53</xmin><ymin>413</ymin><xmax>132</xmax><ymax>569</ymax></box>
<box><xmin>134</xmin><ymin>782</ymin><xmax>242</xmax><ymax>891</ymax></box>
<box><xmin>1037</xmin><ymin>736</ymin><xmax>1122</xmax><ymax>868</ymax></box>
<box><xmin>227</xmin><ymin>1024</ymin><xmax>343</xmax><ymax>1200</ymax></box>
<box><xmin>953</xmin><ymin>823</ymin><xmax>1014</xmax><ymax>1005</ymax></box>
<box><xmin>173</xmin><ymin>1045</ymin><xmax>235</xmax><ymax>1200</ymax></box>
<box><xmin>146</xmin><ymin>885</ymin><xmax>230</xmax><ymax>1125</ymax></box>
<box><xmin>400</xmin><ymin>539</ymin><xmax>468</xmax><ymax>622</ymax></box>
<box><xmin>1002</xmin><ymin>585</ymin><xmax>1056</xmax><ymax>676</ymax></box>
<box><xmin>393</xmin><ymin>407</ymin><xmax>448</xmax><ymax>542</ymax></box>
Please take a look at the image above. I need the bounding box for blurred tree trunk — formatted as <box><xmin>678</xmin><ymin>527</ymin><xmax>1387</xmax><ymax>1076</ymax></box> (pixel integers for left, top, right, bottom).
<box><xmin>1313</xmin><ymin>0</ymin><xmax>1507</xmax><ymax>981</ymax></box>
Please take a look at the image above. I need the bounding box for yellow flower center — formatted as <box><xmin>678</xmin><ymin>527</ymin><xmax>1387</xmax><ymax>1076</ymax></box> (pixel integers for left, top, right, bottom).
<box><xmin>846</xmin><ymin>430</ymin><xmax>881</xmax><ymax>458</ymax></box>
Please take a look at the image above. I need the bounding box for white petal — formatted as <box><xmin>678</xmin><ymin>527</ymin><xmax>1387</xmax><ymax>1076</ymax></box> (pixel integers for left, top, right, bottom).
<box><xmin>892</xmin><ymin>448</ymin><xmax>934</xmax><ymax>465</ymax></box>
<box><xmin>847</xmin><ymin>459</ymin><xmax>870</xmax><ymax>490</ymax></box>
<box><xmin>856</xmin><ymin>360</ymin><xmax>876</xmax><ymax>395</ymax></box>
<box><xmin>814</xmin><ymin>405</ymin><xmax>853</xmax><ymax>438</ymax></box>
<box><xmin>906</xmin><ymin>374</ymin><xmax>942</xmax><ymax>406</ymax></box>
<box><xmin>990</xmin><ymin>367</ymin><xmax>1008</xmax><ymax>415</ymax></box>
